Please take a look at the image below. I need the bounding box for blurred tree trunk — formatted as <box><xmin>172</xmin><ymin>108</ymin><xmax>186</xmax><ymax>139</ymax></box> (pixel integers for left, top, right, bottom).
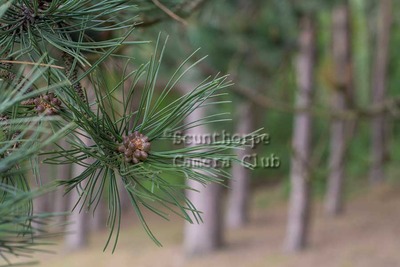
<box><xmin>32</xmin><ymin>163</ymin><xmax>52</xmax><ymax>231</ymax></box>
<box><xmin>182</xmin><ymin>85</ymin><xmax>223</xmax><ymax>257</ymax></box>
<box><xmin>370</xmin><ymin>0</ymin><xmax>392</xmax><ymax>185</ymax></box>
<box><xmin>91</xmin><ymin>196</ymin><xmax>107</xmax><ymax>231</ymax></box>
<box><xmin>226</xmin><ymin>101</ymin><xmax>254</xmax><ymax>228</ymax></box>
<box><xmin>49</xmin><ymin>140</ymin><xmax>72</xmax><ymax>231</ymax></box>
<box><xmin>52</xmin><ymin>164</ymin><xmax>71</xmax><ymax>231</ymax></box>
<box><xmin>325</xmin><ymin>2</ymin><xmax>353</xmax><ymax>216</ymax></box>
<box><xmin>65</xmin><ymin>137</ymin><xmax>91</xmax><ymax>251</ymax></box>
<box><xmin>285</xmin><ymin>15</ymin><xmax>316</xmax><ymax>252</ymax></box>
<box><xmin>117</xmin><ymin>176</ymin><xmax>132</xmax><ymax>213</ymax></box>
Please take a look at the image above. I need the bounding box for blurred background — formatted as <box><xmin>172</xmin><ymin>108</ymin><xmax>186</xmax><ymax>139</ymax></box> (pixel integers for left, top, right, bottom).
<box><xmin>16</xmin><ymin>0</ymin><xmax>400</xmax><ymax>266</ymax></box>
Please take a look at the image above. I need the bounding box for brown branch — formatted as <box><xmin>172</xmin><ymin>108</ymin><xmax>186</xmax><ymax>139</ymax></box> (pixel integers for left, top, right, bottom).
<box><xmin>195</xmin><ymin>60</ymin><xmax>399</xmax><ymax>120</ymax></box>
<box><xmin>232</xmin><ymin>85</ymin><xmax>400</xmax><ymax>120</ymax></box>
<box><xmin>137</xmin><ymin>0</ymin><xmax>208</xmax><ymax>28</ymax></box>
<box><xmin>0</xmin><ymin>60</ymin><xmax>65</xmax><ymax>70</ymax></box>
<box><xmin>151</xmin><ymin>0</ymin><xmax>188</xmax><ymax>26</ymax></box>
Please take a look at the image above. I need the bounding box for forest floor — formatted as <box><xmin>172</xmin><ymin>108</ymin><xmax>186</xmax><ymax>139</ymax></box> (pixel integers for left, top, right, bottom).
<box><xmin>24</xmin><ymin>183</ymin><xmax>400</xmax><ymax>267</ymax></box>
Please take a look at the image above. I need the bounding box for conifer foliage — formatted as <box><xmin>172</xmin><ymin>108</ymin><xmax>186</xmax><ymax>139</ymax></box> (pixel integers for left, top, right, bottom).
<box><xmin>0</xmin><ymin>0</ymin><xmax>253</xmax><ymax>264</ymax></box>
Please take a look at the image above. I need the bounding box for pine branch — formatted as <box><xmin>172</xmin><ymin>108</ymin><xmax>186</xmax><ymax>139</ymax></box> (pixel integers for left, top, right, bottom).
<box><xmin>1</xmin><ymin>0</ymin><xmax>252</xmax><ymax>255</ymax></box>
<box><xmin>42</xmin><ymin>37</ymin><xmax>259</xmax><ymax>251</ymax></box>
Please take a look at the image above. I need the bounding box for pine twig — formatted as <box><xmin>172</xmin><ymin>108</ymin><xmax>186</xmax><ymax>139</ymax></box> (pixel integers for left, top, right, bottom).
<box><xmin>0</xmin><ymin>60</ymin><xmax>64</xmax><ymax>70</ymax></box>
<box><xmin>151</xmin><ymin>0</ymin><xmax>188</xmax><ymax>26</ymax></box>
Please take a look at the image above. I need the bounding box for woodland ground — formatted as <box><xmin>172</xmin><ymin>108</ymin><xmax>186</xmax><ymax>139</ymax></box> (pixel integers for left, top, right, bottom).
<box><xmin>11</xmin><ymin>183</ymin><xmax>400</xmax><ymax>267</ymax></box>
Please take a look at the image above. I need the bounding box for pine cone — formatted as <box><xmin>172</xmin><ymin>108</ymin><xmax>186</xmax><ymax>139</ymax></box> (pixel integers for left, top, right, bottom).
<box><xmin>118</xmin><ymin>131</ymin><xmax>151</xmax><ymax>164</ymax></box>
<box><xmin>33</xmin><ymin>93</ymin><xmax>62</xmax><ymax>115</ymax></box>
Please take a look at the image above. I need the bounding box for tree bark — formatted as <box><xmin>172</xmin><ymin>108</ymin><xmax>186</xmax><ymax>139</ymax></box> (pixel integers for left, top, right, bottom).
<box><xmin>182</xmin><ymin>86</ymin><xmax>223</xmax><ymax>257</ymax></box>
<box><xmin>184</xmin><ymin>181</ymin><xmax>223</xmax><ymax>257</ymax></box>
<box><xmin>226</xmin><ymin>101</ymin><xmax>254</xmax><ymax>228</ymax></box>
<box><xmin>284</xmin><ymin>15</ymin><xmax>316</xmax><ymax>252</ymax></box>
<box><xmin>370</xmin><ymin>0</ymin><xmax>392</xmax><ymax>185</ymax></box>
<box><xmin>117</xmin><ymin>175</ymin><xmax>132</xmax><ymax>214</ymax></box>
<box><xmin>91</xmin><ymin>196</ymin><xmax>107</xmax><ymax>231</ymax></box>
<box><xmin>32</xmin><ymin>163</ymin><xmax>52</xmax><ymax>231</ymax></box>
<box><xmin>65</xmin><ymin>136</ymin><xmax>91</xmax><ymax>251</ymax></box>
<box><xmin>52</xmin><ymin>164</ymin><xmax>71</xmax><ymax>231</ymax></box>
<box><xmin>325</xmin><ymin>3</ymin><xmax>352</xmax><ymax>216</ymax></box>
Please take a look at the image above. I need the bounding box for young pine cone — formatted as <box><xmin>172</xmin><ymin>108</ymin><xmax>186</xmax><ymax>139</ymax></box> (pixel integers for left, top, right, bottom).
<box><xmin>62</xmin><ymin>52</ymin><xmax>86</xmax><ymax>102</ymax></box>
<box><xmin>118</xmin><ymin>131</ymin><xmax>151</xmax><ymax>164</ymax></box>
<box><xmin>33</xmin><ymin>93</ymin><xmax>62</xmax><ymax>115</ymax></box>
<box><xmin>0</xmin><ymin>60</ymin><xmax>15</xmax><ymax>81</ymax></box>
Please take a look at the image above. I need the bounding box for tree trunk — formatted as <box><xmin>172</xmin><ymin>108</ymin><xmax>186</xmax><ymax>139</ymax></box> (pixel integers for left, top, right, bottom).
<box><xmin>117</xmin><ymin>175</ymin><xmax>132</xmax><ymax>214</ymax></box>
<box><xmin>226</xmin><ymin>101</ymin><xmax>254</xmax><ymax>228</ymax></box>
<box><xmin>65</xmin><ymin>137</ymin><xmax>91</xmax><ymax>251</ymax></box>
<box><xmin>284</xmin><ymin>15</ymin><xmax>316</xmax><ymax>252</ymax></box>
<box><xmin>91</xmin><ymin>196</ymin><xmax>107</xmax><ymax>231</ymax></box>
<box><xmin>325</xmin><ymin>3</ymin><xmax>352</xmax><ymax>216</ymax></box>
<box><xmin>52</xmin><ymin>164</ymin><xmax>71</xmax><ymax>231</ymax></box>
<box><xmin>370</xmin><ymin>0</ymin><xmax>392</xmax><ymax>185</ymax></box>
<box><xmin>182</xmin><ymin>86</ymin><xmax>223</xmax><ymax>257</ymax></box>
<box><xmin>32</xmin><ymin>163</ymin><xmax>52</xmax><ymax>231</ymax></box>
<box><xmin>184</xmin><ymin>182</ymin><xmax>223</xmax><ymax>257</ymax></box>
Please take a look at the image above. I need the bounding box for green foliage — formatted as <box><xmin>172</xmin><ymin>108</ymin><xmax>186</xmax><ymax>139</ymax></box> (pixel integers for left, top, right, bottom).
<box><xmin>42</xmin><ymin>38</ymin><xmax>251</xmax><ymax>251</ymax></box>
<box><xmin>0</xmin><ymin>59</ymin><xmax>73</xmax><ymax>266</ymax></box>
<box><xmin>0</xmin><ymin>0</ymin><xmax>257</xmax><ymax>263</ymax></box>
<box><xmin>0</xmin><ymin>183</ymin><xmax>64</xmax><ymax>266</ymax></box>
